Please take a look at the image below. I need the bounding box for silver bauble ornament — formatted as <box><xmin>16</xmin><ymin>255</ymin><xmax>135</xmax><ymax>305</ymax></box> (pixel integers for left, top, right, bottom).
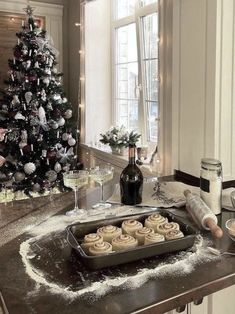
<box><xmin>32</xmin><ymin>183</ymin><xmax>41</xmax><ymax>192</ymax></box>
<box><xmin>62</xmin><ymin>133</ymin><xmax>69</xmax><ymax>141</ymax></box>
<box><xmin>46</xmin><ymin>170</ymin><xmax>57</xmax><ymax>182</ymax></box>
<box><xmin>54</xmin><ymin>162</ymin><xmax>62</xmax><ymax>173</ymax></box>
<box><xmin>68</xmin><ymin>138</ymin><xmax>76</xmax><ymax>146</ymax></box>
<box><xmin>57</xmin><ymin>117</ymin><xmax>65</xmax><ymax>127</ymax></box>
<box><xmin>24</xmin><ymin>162</ymin><xmax>36</xmax><ymax>175</ymax></box>
<box><xmin>25</xmin><ymin>91</ymin><xmax>33</xmax><ymax>105</ymax></box>
<box><xmin>64</xmin><ymin>109</ymin><xmax>72</xmax><ymax>119</ymax></box>
<box><xmin>43</xmin><ymin>77</ymin><xmax>50</xmax><ymax>86</ymax></box>
<box><xmin>14</xmin><ymin>172</ymin><xmax>25</xmax><ymax>182</ymax></box>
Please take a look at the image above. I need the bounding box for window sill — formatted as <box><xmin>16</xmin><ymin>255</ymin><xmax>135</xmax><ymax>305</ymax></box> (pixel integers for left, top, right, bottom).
<box><xmin>80</xmin><ymin>143</ymin><xmax>154</xmax><ymax>177</ymax></box>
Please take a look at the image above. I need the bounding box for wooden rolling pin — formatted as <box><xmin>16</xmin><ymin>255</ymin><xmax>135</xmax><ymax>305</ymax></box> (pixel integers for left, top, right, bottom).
<box><xmin>184</xmin><ymin>190</ymin><xmax>223</xmax><ymax>238</ymax></box>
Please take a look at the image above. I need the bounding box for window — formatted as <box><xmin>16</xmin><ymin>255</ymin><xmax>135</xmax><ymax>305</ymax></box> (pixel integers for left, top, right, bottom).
<box><xmin>113</xmin><ymin>0</ymin><xmax>159</xmax><ymax>145</ymax></box>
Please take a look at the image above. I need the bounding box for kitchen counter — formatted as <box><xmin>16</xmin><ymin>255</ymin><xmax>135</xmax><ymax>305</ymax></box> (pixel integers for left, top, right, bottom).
<box><xmin>1</xmin><ymin>184</ymin><xmax>235</xmax><ymax>314</ymax></box>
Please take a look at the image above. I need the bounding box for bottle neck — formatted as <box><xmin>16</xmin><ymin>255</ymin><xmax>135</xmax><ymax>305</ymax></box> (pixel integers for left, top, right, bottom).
<box><xmin>128</xmin><ymin>146</ymin><xmax>136</xmax><ymax>165</ymax></box>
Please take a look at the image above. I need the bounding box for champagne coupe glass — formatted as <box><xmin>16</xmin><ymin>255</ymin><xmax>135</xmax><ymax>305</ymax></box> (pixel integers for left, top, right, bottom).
<box><xmin>89</xmin><ymin>165</ymin><xmax>114</xmax><ymax>209</ymax></box>
<box><xmin>63</xmin><ymin>170</ymin><xmax>89</xmax><ymax>216</ymax></box>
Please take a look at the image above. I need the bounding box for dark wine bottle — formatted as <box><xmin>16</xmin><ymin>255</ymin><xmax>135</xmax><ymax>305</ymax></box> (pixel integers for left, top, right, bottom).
<box><xmin>120</xmin><ymin>145</ymin><xmax>143</xmax><ymax>205</ymax></box>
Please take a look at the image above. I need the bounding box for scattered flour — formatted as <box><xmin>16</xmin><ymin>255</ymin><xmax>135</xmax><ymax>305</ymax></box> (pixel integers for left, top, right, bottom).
<box><xmin>19</xmin><ymin>215</ymin><xmax>220</xmax><ymax>300</ymax></box>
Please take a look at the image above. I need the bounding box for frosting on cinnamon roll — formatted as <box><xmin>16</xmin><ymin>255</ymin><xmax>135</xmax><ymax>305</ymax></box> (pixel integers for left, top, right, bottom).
<box><xmin>97</xmin><ymin>225</ymin><xmax>122</xmax><ymax>243</ymax></box>
<box><xmin>165</xmin><ymin>229</ymin><xmax>184</xmax><ymax>240</ymax></box>
<box><xmin>135</xmin><ymin>227</ymin><xmax>154</xmax><ymax>245</ymax></box>
<box><xmin>81</xmin><ymin>233</ymin><xmax>103</xmax><ymax>254</ymax></box>
<box><xmin>112</xmin><ymin>234</ymin><xmax>138</xmax><ymax>251</ymax></box>
<box><xmin>121</xmin><ymin>219</ymin><xmax>143</xmax><ymax>237</ymax></box>
<box><xmin>88</xmin><ymin>241</ymin><xmax>113</xmax><ymax>256</ymax></box>
<box><xmin>144</xmin><ymin>233</ymin><xmax>165</xmax><ymax>245</ymax></box>
<box><xmin>156</xmin><ymin>222</ymin><xmax>180</xmax><ymax>235</ymax></box>
<box><xmin>144</xmin><ymin>214</ymin><xmax>168</xmax><ymax>231</ymax></box>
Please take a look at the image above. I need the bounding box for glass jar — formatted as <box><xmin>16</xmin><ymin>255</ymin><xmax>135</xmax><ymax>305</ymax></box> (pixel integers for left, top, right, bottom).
<box><xmin>200</xmin><ymin>158</ymin><xmax>222</xmax><ymax>215</ymax></box>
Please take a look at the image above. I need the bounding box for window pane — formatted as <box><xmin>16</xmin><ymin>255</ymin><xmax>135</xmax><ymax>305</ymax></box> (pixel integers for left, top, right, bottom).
<box><xmin>115</xmin><ymin>23</ymin><xmax>139</xmax><ymax>132</ymax></box>
<box><xmin>144</xmin><ymin>59</ymin><xmax>158</xmax><ymax>101</ymax></box>
<box><xmin>143</xmin><ymin>13</ymin><xmax>158</xmax><ymax>59</ymax></box>
<box><xmin>141</xmin><ymin>12</ymin><xmax>158</xmax><ymax>143</ymax></box>
<box><xmin>140</xmin><ymin>0</ymin><xmax>158</xmax><ymax>6</ymax></box>
<box><xmin>114</xmin><ymin>0</ymin><xmax>135</xmax><ymax>19</ymax></box>
<box><xmin>116</xmin><ymin>24</ymin><xmax>137</xmax><ymax>63</ymax></box>
<box><xmin>146</xmin><ymin>101</ymin><xmax>158</xmax><ymax>142</ymax></box>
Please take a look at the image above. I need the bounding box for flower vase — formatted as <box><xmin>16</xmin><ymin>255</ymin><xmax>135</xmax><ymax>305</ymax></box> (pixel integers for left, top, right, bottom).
<box><xmin>111</xmin><ymin>146</ymin><xmax>120</xmax><ymax>155</ymax></box>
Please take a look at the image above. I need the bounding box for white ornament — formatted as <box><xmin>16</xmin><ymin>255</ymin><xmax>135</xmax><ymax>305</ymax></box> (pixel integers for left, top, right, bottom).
<box><xmin>53</xmin><ymin>94</ymin><xmax>61</xmax><ymax>101</ymax></box>
<box><xmin>21</xmin><ymin>130</ymin><xmax>28</xmax><ymax>142</ymax></box>
<box><xmin>44</xmin><ymin>68</ymin><xmax>51</xmax><ymax>75</ymax></box>
<box><xmin>62</xmin><ymin>97</ymin><xmax>67</xmax><ymax>103</ymax></box>
<box><xmin>14</xmin><ymin>172</ymin><xmax>25</xmax><ymax>182</ymax></box>
<box><xmin>34</xmin><ymin>61</ymin><xmax>39</xmax><ymax>68</ymax></box>
<box><xmin>11</xmin><ymin>95</ymin><xmax>20</xmax><ymax>105</ymax></box>
<box><xmin>64</xmin><ymin>109</ymin><xmax>72</xmax><ymax>119</ymax></box>
<box><xmin>41</xmin><ymin>149</ymin><xmax>47</xmax><ymax>157</ymax></box>
<box><xmin>43</xmin><ymin>77</ymin><xmax>50</xmax><ymax>86</ymax></box>
<box><xmin>15</xmin><ymin>112</ymin><xmax>26</xmax><ymax>120</ymax></box>
<box><xmin>57</xmin><ymin>117</ymin><xmax>65</xmax><ymax>127</ymax></box>
<box><xmin>52</xmin><ymin>68</ymin><xmax>58</xmax><ymax>74</ymax></box>
<box><xmin>54</xmin><ymin>162</ymin><xmax>62</xmax><ymax>173</ymax></box>
<box><xmin>46</xmin><ymin>170</ymin><xmax>57</xmax><ymax>182</ymax></box>
<box><xmin>26</xmin><ymin>60</ymin><xmax>31</xmax><ymax>69</ymax></box>
<box><xmin>41</xmin><ymin>89</ymin><xmax>47</xmax><ymax>101</ymax></box>
<box><xmin>62</xmin><ymin>133</ymin><xmax>69</xmax><ymax>141</ymax></box>
<box><xmin>25</xmin><ymin>91</ymin><xmax>32</xmax><ymax>105</ymax></box>
<box><xmin>33</xmin><ymin>183</ymin><xmax>41</xmax><ymax>192</ymax></box>
<box><xmin>38</xmin><ymin>106</ymin><xmax>46</xmax><ymax>122</ymax></box>
<box><xmin>68</xmin><ymin>138</ymin><xmax>76</xmax><ymax>146</ymax></box>
<box><xmin>24</xmin><ymin>162</ymin><xmax>36</xmax><ymax>175</ymax></box>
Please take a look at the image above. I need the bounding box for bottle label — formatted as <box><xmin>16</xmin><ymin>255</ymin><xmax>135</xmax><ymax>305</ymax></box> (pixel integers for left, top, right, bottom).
<box><xmin>200</xmin><ymin>177</ymin><xmax>210</xmax><ymax>193</ymax></box>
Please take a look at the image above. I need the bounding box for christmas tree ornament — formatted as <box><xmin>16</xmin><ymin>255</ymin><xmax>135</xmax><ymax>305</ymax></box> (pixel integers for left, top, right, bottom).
<box><xmin>46</xmin><ymin>170</ymin><xmax>57</xmax><ymax>182</ymax></box>
<box><xmin>53</xmin><ymin>94</ymin><xmax>61</xmax><ymax>101</ymax></box>
<box><xmin>57</xmin><ymin>147</ymin><xmax>74</xmax><ymax>164</ymax></box>
<box><xmin>41</xmin><ymin>149</ymin><xmax>47</xmax><ymax>158</ymax></box>
<box><xmin>25</xmin><ymin>91</ymin><xmax>32</xmax><ymax>104</ymax></box>
<box><xmin>15</xmin><ymin>112</ymin><xmax>26</xmax><ymax>120</ymax></box>
<box><xmin>22</xmin><ymin>46</ymin><xmax>28</xmax><ymax>55</ymax></box>
<box><xmin>21</xmin><ymin>130</ymin><xmax>28</xmax><ymax>142</ymax></box>
<box><xmin>62</xmin><ymin>97</ymin><xmax>67</xmax><ymax>103</ymax></box>
<box><xmin>54</xmin><ymin>162</ymin><xmax>61</xmax><ymax>173</ymax></box>
<box><xmin>41</xmin><ymin>89</ymin><xmax>47</xmax><ymax>101</ymax></box>
<box><xmin>11</xmin><ymin>95</ymin><xmax>20</xmax><ymax>106</ymax></box>
<box><xmin>48</xmin><ymin>119</ymin><xmax>58</xmax><ymax>130</ymax></box>
<box><xmin>26</xmin><ymin>60</ymin><xmax>31</xmax><ymax>69</ymax></box>
<box><xmin>57</xmin><ymin>117</ymin><xmax>65</xmax><ymax>127</ymax></box>
<box><xmin>32</xmin><ymin>183</ymin><xmax>41</xmax><ymax>192</ymax></box>
<box><xmin>62</xmin><ymin>133</ymin><xmax>69</xmax><ymax>141</ymax></box>
<box><xmin>52</xmin><ymin>68</ymin><xmax>57</xmax><ymax>74</ymax></box>
<box><xmin>0</xmin><ymin>172</ymin><xmax>7</xmax><ymax>182</ymax></box>
<box><xmin>44</xmin><ymin>68</ymin><xmax>51</xmax><ymax>75</ymax></box>
<box><xmin>68</xmin><ymin>137</ymin><xmax>76</xmax><ymax>146</ymax></box>
<box><xmin>24</xmin><ymin>162</ymin><xmax>36</xmax><ymax>174</ymax></box>
<box><xmin>64</xmin><ymin>109</ymin><xmax>72</xmax><ymax>119</ymax></box>
<box><xmin>47</xmin><ymin>102</ymin><xmax>53</xmax><ymax>110</ymax></box>
<box><xmin>34</xmin><ymin>61</ymin><xmax>39</xmax><ymax>68</ymax></box>
<box><xmin>7</xmin><ymin>130</ymin><xmax>20</xmax><ymax>142</ymax></box>
<box><xmin>14</xmin><ymin>171</ymin><xmax>25</xmax><ymax>182</ymax></box>
<box><xmin>43</xmin><ymin>77</ymin><xmax>50</xmax><ymax>86</ymax></box>
<box><xmin>0</xmin><ymin>128</ymin><xmax>7</xmax><ymax>142</ymax></box>
<box><xmin>55</xmin><ymin>143</ymin><xmax>62</xmax><ymax>150</ymax></box>
<box><xmin>0</xmin><ymin>156</ymin><xmax>6</xmax><ymax>167</ymax></box>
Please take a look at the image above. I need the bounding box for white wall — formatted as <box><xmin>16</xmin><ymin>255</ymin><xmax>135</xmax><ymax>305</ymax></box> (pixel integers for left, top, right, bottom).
<box><xmin>84</xmin><ymin>0</ymin><xmax>111</xmax><ymax>145</ymax></box>
<box><xmin>172</xmin><ymin>0</ymin><xmax>235</xmax><ymax>181</ymax></box>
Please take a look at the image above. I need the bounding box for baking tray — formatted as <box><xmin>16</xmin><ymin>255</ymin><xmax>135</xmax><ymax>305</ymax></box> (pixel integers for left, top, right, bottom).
<box><xmin>66</xmin><ymin>209</ymin><xmax>197</xmax><ymax>270</ymax></box>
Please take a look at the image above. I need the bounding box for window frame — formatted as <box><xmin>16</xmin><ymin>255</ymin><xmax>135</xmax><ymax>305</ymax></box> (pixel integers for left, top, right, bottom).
<box><xmin>112</xmin><ymin>1</ymin><xmax>159</xmax><ymax>148</ymax></box>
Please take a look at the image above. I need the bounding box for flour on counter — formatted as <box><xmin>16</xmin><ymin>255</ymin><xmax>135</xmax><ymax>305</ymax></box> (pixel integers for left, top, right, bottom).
<box><xmin>19</xmin><ymin>216</ymin><xmax>220</xmax><ymax>300</ymax></box>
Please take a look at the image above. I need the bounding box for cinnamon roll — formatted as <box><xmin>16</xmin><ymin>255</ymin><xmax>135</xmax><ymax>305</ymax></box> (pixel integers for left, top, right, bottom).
<box><xmin>97</xmin><ymin>225</ymin><xmax>122</xmax><ymax>243</ymax></box>
<box><xmin>144</xmin><ymin>214</ymin><xmax>168</xmax><ymax>231</ymax></box>
<box><xmin>156</xmin><ymin>222</ymin><xmax>180</xmax><ymax>235</ymax></box>
<box><xmin>121</xmin><ymin>219</ymin><xmax>143</xmax><ymax>237</ymax></box>
<box><xmin>144</xmin><ymin>233</ymin><xmax>165</xmax><ymax>245</ymax></box>
<box><xmin>135</xmin><ymin>227</ymin><xmax>154</xmax><ymax>245</ymax></box>
<box><xmin>81</xmin><ymin>233</ymin><xmax>103</xmax><ymax>254</ymax></box>
<box><xmin>112</xmin><ymin>234</ymin><xmax>138</xmax><ymax>252</ymax></box>
<box><xmin>165</xmin><ymin>229</ymin><xmax>184</xmax><ymax>240</ymax></box>
<box><xmin>88</xmin><ymin>241</ymin><xmax>113</xmax><ymax>256</ymax></box>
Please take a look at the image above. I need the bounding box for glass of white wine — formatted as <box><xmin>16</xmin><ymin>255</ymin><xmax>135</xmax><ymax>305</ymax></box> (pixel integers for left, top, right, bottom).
<box><xmin>63</xmin><ymin>170</ymin><xmax>89</xmax><ymax>216</ymax></box>
<box><xmin>89</xmin><ymin>165</ymin><xmax>114</xmax><ymax>209</ymax></box>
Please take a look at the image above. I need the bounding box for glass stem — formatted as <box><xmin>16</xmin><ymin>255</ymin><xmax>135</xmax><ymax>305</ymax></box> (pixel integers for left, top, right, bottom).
<box><xmin>74</xmin><ymin>188</ymin><xmax>79</xmax><ymax>210</ymax></box>
<box><xmin>101</xmin><ymin>183</ymin><xmax>104</xmax><ymax>203</ymax></box>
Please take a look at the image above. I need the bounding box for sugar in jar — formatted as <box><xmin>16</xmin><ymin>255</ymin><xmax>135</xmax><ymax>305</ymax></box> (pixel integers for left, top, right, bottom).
<box><xmin>200</xmin><ymin>158</ymin><xmax>222</xmax><ymax>215</ymax></box>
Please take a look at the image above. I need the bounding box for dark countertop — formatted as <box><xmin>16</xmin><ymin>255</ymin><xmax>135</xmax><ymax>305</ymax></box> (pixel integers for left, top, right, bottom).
<box><xmin>1</xmin><ymin>184</ymin><xmax>235</xmax><ymax>314</ymax></box>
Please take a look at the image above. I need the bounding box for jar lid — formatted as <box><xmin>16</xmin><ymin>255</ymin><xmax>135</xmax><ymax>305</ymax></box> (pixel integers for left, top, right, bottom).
<box><xmin>201</xmin><ymin>158</ymin><xmax>221</xmax><ymax>166</ymax></box>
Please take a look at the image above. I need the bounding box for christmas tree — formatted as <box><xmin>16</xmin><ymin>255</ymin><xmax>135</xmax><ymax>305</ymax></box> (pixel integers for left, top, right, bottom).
<box><xmin>0</xmin><ymin>5</ymin><xmax>78</xmax><ymax>195</ymax></box>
